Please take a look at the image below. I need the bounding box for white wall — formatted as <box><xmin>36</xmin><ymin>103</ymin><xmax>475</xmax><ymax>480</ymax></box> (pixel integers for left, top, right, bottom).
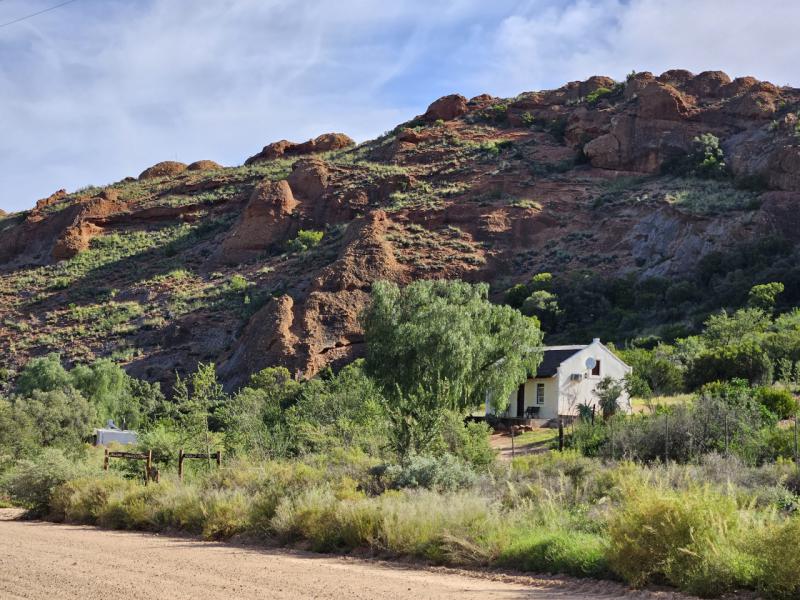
<box><xmin>555</xmin><ymin>340</ymin><xmax>632</xmax><ymax>416</ymax></box>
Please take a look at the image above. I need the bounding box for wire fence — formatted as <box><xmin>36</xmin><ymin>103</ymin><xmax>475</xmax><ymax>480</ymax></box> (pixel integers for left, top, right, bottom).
<box><xmin>572</xmin><ymin>405</ymin><xmax>800</xmax><ymax>466</ymax></box>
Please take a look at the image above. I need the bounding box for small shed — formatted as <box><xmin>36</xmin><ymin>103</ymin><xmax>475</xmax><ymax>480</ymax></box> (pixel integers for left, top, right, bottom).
<box><xmin>94</xmin><ymin>422</ymin><xmax>138</xmax><ymax>447</ymax></box>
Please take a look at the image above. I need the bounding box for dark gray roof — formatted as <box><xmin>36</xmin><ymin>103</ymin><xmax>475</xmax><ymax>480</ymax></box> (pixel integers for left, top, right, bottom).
<box><xmin>534</xmin><ymin>348</ymin><xmax>581</xmax><ymax>378</ymax></box>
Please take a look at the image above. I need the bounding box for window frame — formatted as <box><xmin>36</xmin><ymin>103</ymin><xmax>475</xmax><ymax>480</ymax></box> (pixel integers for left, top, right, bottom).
<box><xmin>536</xmin><ymin>382</ymin><xmax>545</xmax><ymax>404</ymax></box>
<box><xmin>591</xmin><ymin>359</ymin><xmax>601</xmax><ymax>377</ymax></box>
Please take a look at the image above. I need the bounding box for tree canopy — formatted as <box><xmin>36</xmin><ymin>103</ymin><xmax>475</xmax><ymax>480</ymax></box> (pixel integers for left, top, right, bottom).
<box><xmin>362</xmin><ymin>279</ymin><xmax>543</xmax><ymax>455</ymax></box>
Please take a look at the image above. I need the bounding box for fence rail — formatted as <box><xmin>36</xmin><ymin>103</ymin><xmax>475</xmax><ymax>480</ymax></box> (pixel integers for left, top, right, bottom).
<box><xmin>102</xmin><ymin>448</ymin><xmax>223</xmax><ymax>483</ymax></box>
<box><xmin>178</xmin><ymin>449</ymin><xmax>222</xmax><ymax>481</ymax></box>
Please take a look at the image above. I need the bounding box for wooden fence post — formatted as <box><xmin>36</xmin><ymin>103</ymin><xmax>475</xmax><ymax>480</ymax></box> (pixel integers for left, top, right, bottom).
<box><xmin>145</xmin><ymin>449</ymin><xmax>153</xmax><ymax>485</ymax></box>
<box><xmin>103</xmin><ymin>448</ymin><xmax>109</xmax><ymax>471</ymax></box>
<box><xmin>591</xmin><ymin>405</ymin><xmax>595</xmax><ymax>426</ymax></box>
<box><xmin>724</xmin><ymin>414</ymin><xmax>729</xmax><ymax>458</ymax></box>
<box><xmin>664</xmin><ymin>413</ymin><xmax>669</xmax><ymax>467</ymax></box>
<box><xmin>610</xmin><ymin>418</ymin><xmax>614</xmax><ymax>460</ymax></box>
<box><xmin>558</xmin><ymin>418</ymin><xmax>564</xmax><ymax>452</ymax></box>
<box><xmin>178</xmin><ymin>449</ymin><xmax>184</xmax><ymax>482</ymax></box>
<box><xmin>216</xmin><ymin>450</ymin><xmax>222</xmax><ymax>468</ymax></box>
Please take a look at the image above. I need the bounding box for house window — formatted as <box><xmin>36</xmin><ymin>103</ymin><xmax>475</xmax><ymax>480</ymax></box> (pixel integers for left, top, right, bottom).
<box><xmin>536</xmin><ymin>383</ymin><xmax>545</xmax><ymax>404</ymax></box>
<box><xmin>591</xmin><ymin>360</ymin><xmax>601</xmax><ymax>377</ymax></box>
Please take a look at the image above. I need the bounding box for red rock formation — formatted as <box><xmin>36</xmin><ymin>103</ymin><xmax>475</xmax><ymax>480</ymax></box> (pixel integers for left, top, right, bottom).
<box><xmin>422</xmin><ymin>94</ymin><xmax>468</xmax><ymax>122</ymax></box>
<box><xmin>34</xmin><ymin>189</ymin><xmax>67</xmax><ymax>211</ymax></box>
<box><xmin>245</xmin><ymin>133</ymin><xmax>354</xmax><ymax>165</ymax></box>
<box><xmin>139</xmin><ymin>161</ymin><xmax>188</xmax><ymax>180</ymax></box>
<box><xmin>187</xmin><ymin>160</ymin><xmax>223</xmax><ymax>171</ymax></box>
<box><xmin>220</xmin><ymin>179</ymin><xmax>298</xmax><ymax>262</ymax></box>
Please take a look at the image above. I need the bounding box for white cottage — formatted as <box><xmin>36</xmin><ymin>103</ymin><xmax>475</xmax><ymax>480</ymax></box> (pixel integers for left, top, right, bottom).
<box><xmin>487</xmin><ymin>338</ymin><xmax>632</xmax><ymax>422</ymax></box>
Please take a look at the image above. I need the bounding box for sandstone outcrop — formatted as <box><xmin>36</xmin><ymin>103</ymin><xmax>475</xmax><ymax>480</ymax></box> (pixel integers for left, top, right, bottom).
<box><xmin>245</xmin><ymin>133</ymin><xmax>355</xmax><ymax>164</ymax></box>
<box><xmin>187</xmin><ymin>160</ymin><xmax>223</xmax><ymax>171</ymax></box>
<box><xmin>139</xmin><ymin>161</ymin><xmax>188</xmax><ymax>180</ymax></box>
<box><xmin>220</xmin><ymin>179</ymin><xmax>298</xmax><ymax>262</ymax></box>
<box><xmin>422</xmin><ymin>94</ymin><xmax>468</xmax><ymax>122</ymax></box>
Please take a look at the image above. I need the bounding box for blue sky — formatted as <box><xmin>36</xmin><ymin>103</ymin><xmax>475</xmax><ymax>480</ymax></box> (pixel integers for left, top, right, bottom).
<box><xmin>2</xmin><ymin>0</ymin><xmax>799</xmax><ymax>212</ymax></box>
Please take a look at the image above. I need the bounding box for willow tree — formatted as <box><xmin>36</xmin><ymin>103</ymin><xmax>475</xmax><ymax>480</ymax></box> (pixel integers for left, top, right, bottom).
<box><xmin>362</xmin><ymin>279</ymin><xmax>543</xmax><ymax>456</ymax></box>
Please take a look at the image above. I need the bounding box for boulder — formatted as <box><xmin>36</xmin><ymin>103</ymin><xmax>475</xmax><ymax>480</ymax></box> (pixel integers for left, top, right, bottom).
<box><xmin>138</xmin><ymin>161</ymin><xmax>188</xmax><ymax>180</ymax></box>
<box><xmin>187</xmin><ymin>160</ymin><xmax>224</xmax><ymax>171</ymax></box>
<box><xmin>245</xmin><ymin>133</ymin><xmax>355</xmax><ymax>164</ymax></box>
<box><xmin>286</xmin><ymin>158</ymin><xmax>331</xmax><ymax>202</ymax></box>
<box><xmin>220</xmin><ymin>179</ymin><xmax>298</xmax><ymax>261</ymax></box>
<box><xmin>34</xmin><ymin>189</ymin><xmax>67</xmax><ymax>211</ymax></box>
<box><xmin>578</xmin><ymin>75</ymin><xmax>617</xmax><ymax>97</ymax></box>
<box><xmin>767</xmin><ymin>145</ymin><xmax>800</xmax><ymax>191</ymax></box>
<box><xmin>294</xmin><ymin>133</ymin><xmax>354</xmax><ymax>155</ymax></box>
<box><xmin>636</xmin><ymin>81</ymin><xmax>690</xmax><ymax>121</ymax></box>
<box><xmin>422</xmin><ymin>94</ymin><xmax>468</xmax><ymax>122</ymax></box>
<box><xmin>685</xmin><ymin>70</ymin><xmax>731</xmax><ymax>99</ymax></box>
<box><xmin>657</xmin><ymin>69</ymin><xmax>695</xmax><ymax>87</ymax></box>
<box><xmin>52</xmin><ymin>221</ymin><xmax>103</xmax><ymax>260</ymax></box>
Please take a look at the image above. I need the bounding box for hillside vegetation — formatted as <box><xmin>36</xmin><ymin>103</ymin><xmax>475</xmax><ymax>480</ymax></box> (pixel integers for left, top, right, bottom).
<box><xmin>2</xmin><ymin>69</ymin><xmax>800</xmax><ymax>388</ymax></box>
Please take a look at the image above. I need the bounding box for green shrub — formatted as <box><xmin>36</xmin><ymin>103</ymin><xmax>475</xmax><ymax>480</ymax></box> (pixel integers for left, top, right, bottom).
<box><xmin>755</xmin><ymin>386</ymin><xmax>798</xmax><ymax>419</ymax></box>
<box><xmin>2</xmin><ymin>449</ymin><xmax>87</xmax><ymax>516</ymax></box>
<box><xmin>202</xmin><ymin>489</ymin><xmax>251</xmax><ymax>540</ymax></box>
<box><xmin>287</xmin><ymin>229</ymin><xmax>324</xmax><ymax>253</ymax></box>
<box><xmin>51</xmin><ymin>474</ymin><xmax>133</xmax><ymax>524</ymax></box>
<box><xmin>383</xmin><ymin>454</ymin><xmax>477</xmax><ymax>492</ymax></box>
<box><xmin>607</xmin><ymin>485</ymin><xmax>755</xmax><ymax>595</ymax></box>
<box><xmin>498</xmin><ymin>529</ymin><xmax>610</xmax><ymax>578</ymax></box>
<box><xmin>690</xmin><ymin>133</ymin><xmax>728</xmax><ymax>179</ymax></box>
<box><xmin>585</xmin><ymin>87</ymin><xmax>612</xmax><ymax>105</ymax></box>
<box><xmin>271</xmin><ymin>486</ymin><xmax>340</xmax><ymax>550</ymax></box>
<box><xmin>228</xmin><ymin>274</ymin><xmax>249</xmax><ymax>292</ymax></box>
<box><xmin>755</xmin><ymin>517</ymin><xmax>800</xmax><ymax>599</ymax></box>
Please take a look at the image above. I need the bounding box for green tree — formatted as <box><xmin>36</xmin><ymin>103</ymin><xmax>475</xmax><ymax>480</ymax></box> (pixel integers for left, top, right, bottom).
<box><xmin>521</xmin><ymin>290</ymin><xmax>561</xmax><ymax>331</ymax></box>
<box><xmin>594</xmin><ymin>377</ymin><xmax>625</xmax><ymax>418</ymax></box>
<box><xmin>702</xmin><ymin>308</ymin><xmax>770</xmax><ymax>347</ymax></box>
<box><xmin>617</xmin><ymin>346</ymin><xmax>685</xmax><ymax>396</ymax></box>
<box><xmin>15</xmin><ymin>354</ymin><xmax>71</xmax><ymax>396</ymax></box>
<box><xmin>172</xmin><ymin>364</ymin><xmax>227</xmax><ymax>464</ymax></box>
<box><xmin>12</xmin><ymin>388</ymin><xmax>95</xmax><ymax>449</ymax></box>
<box><xmin>70</xmin><ymin>359</ymin><xmax>130</xmax><ymax>426</ymax></box>
<box><xmin>687</xmin><ymin>341</ymin><xmax>773</xmax><ymax>389</ymax></box>
<box><xmin>285</xmin><ymin>361</ymin><xmax>389</xmax><ymax>455</ymax></box>
<box><xmin>747</xmin><ymin>282</ymin><xmax>784</xmax><ymax>313</ymax></box>
<box><xmin>219</xmin><ymin>366</ymin><xmax>301</xmax><ymax>458</ymax></box>
<box><xmin>690</xmin><ymin>133</ymin><xmax>727</xmax><ymax>179</ymax></box>
<box><xmin>362</xmin><ymin>279</ymin><xmax>543</xmax><ymax>456</ymax></box>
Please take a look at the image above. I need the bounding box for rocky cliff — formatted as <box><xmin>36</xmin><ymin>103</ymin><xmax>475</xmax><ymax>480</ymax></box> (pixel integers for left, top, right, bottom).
<box><xmin>2</xmin><ymin>70</ymin><xmax>799</xmax><ymax>388</ymax></box>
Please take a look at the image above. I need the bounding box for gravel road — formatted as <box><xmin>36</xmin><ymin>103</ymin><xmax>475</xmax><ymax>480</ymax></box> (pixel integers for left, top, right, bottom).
<box><xmin>0</xmin><ymin>509</ymin><xmax>693</xmax><ymax>600</ymax></box>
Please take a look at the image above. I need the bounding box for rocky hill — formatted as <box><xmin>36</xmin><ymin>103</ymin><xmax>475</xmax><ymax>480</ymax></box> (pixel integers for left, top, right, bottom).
<box><xmin>2</xmin><ymin>69</ymin><xmax>800</xmax><ymax>389</ymax></box>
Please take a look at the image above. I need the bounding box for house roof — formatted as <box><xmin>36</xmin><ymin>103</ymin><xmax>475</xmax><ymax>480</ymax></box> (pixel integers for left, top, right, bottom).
<box><xmin>531</xmin><ymin>341</ymin><xmax>633</xmax><ymax>378</ymax></box>
<box><xmin>534</xmin><ymin>348</ymin><xmax>582</xmax><ymax>377</ymax></box>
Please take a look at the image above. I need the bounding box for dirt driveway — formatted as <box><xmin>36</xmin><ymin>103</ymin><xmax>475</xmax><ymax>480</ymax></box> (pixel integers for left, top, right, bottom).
<box><xmin>0</xmin><ymin>509</ymin><xmax>692</xmax><ymax>600</ymax></box>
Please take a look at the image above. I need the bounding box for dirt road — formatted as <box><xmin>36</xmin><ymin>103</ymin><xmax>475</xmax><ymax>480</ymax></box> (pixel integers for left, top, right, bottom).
<box><xmin>0</xmin><ymin>509</ymin><xmax>690</xmax><ymax>600</ymax></box>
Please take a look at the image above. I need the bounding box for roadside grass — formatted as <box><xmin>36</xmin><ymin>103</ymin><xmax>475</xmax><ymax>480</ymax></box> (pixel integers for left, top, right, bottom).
<box><xmin>8</xmin><ymin>448</ymin><xmax>797</xmax><ymax>598</ymax></box>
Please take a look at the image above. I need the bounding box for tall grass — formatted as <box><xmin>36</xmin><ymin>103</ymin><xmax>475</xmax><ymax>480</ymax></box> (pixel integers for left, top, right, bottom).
<box><xmin>25</xmin><ymin>451</ymin><xmax>800</xmax><ymax>599</ymax></box>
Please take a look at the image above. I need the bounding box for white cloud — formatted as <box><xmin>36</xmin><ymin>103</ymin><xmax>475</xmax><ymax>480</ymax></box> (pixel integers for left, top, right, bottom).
<box><xmin>482</xmin><ymin>0</ymin><xmax>800</xmax><ymax>94</ymax></box>
<box><xmin>1</xmin><ymin>0</ymin><xmax>798</xmax><ymax>212</ymax></box>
